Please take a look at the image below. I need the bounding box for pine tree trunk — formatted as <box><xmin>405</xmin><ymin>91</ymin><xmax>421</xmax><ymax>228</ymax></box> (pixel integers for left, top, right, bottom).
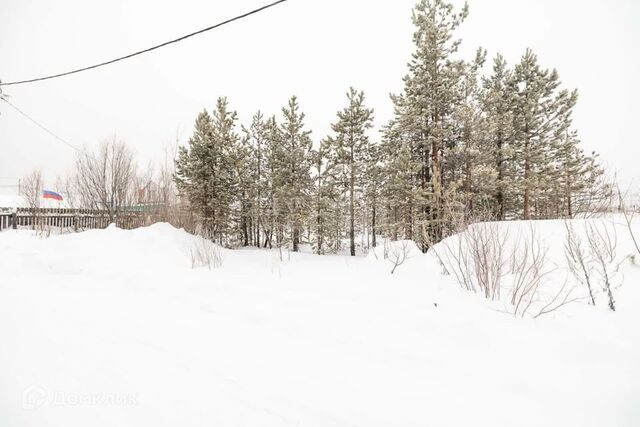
<box><xmin>242</xmin><ymin>199</ymin><xmax>249</xmax><ymax>247</ymax></box>
<box><xmin>263</xmin><ymin>229</ymin><xmax>272</xmax><ymax>248</ymax></box>
<box><xmin>257</xmin><ymin>139</ymin><xmax>262</xmax><ymax>248</ymax></box>
<box><xmin>293</xmin><ymin>227</ymin><xmax>299</xmax><ymax>252</ymax></box>
<box><xmin>566</xmin><ymin>171</ymin><xmax>573</xmax><ymax>219</ymax></box>
<box><xmin>495</xmin><ymin>132</ymin><xmax>505</xmax><ymax>220</ymax></box>
<box><xmin>523</xmin><ymin>124</ymin><xmax>531</xmax><ymax>220</ymax></box>
<box><xmin>371</xmin><ymin>204</ymin><xmax>377</xmax><ymax>248</ymax></box>
<box><xmin>349</xmin><ymin>144</ymin><xmax>356</xmax><ymax>256</ymax></box>
<box><xmin>255</xmin><ymin>216</ymin><xmax>260</xmax><ymax>248</ymax></box>
<box><xmin>316</xmin><ymin>201</ymin><xmax>323</xmax><ymax>255</ymax></box>
<box><xmin>431</xmin><ymin>138</ymin><xmax>442</xmax><ymax>241</ymax></box>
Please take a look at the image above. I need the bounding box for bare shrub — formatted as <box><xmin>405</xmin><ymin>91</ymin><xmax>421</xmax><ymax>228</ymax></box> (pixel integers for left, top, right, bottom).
<box><xmin>157</xmin><ymin>143</ymin><xmax>179</xmax><ymax>223</ymax></box>
<box><xmin>585</xmin><ymin>221</ymin><xmax>619</xmax><ymax>311</ymax></box>
<box><xmin>617</xmin><ymin>183</ymin><xmax>640</xmax><ymax>257</ymax></box>
<box><xmin>385</xmin><ymin>240</ymin><xmax>412</xmax><ymax>274</ymax></box>
<box><xmin>533</xmin><ymin>278</ymin><xmax>581</xmax><ymax>319</ymax></box>
<box><xmin>37</xmin><ymin>224</ymin><xmax>52</xmax><ymax>239</ymax></box>
<box><xmin>465</xmin><ymin>222</ymin><xmax>509</xmax><ymax>300</ymax></box>
<box><xmin>427</xmin><ymin>220</ymin><xmax>508</xmax><ymax>299</ymax></box>
<box><xmin>564</xmin><ymin>221</ymin><xmax>596</xmax><ymax>305</ymax></box>
<box><xmin>509</xmin><ymin>223</ymin><xmax>556</xmax><ymax>318</ymax></box>
<box><xmin>429</xmin><ymin>230</ymin><xmax>473</xmax><ymax>292</ymax></box>
<box><xmin>188</xmin><ymin>226</ymin><xmax>222</xmax><ymax>270</ymax></box>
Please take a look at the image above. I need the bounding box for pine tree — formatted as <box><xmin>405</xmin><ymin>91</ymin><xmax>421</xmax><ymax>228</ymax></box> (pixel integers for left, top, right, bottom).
<box><xmin>234</xmin><ymin>131</ymin><xmax>254</xmax><ymax>246</ymax></box>
<box><xmin>174</xmin><ymin>98</ymin><xmax>239</xmax><ymax>245</ymax></box>
<box><xmin>363</xmin><ymin>140</ymin><xmax>384</xmax><ymax>248</ymax></box>
<box><xmin>174</xmin><ymin>1</ymin><xmax>605</xmax><ymax>254</ymax></box>
<box><xmin>262</xmin><ymin>116</ymin><xmax>282</xmax><ymax>248</ymax></box>
<box><xmin>448</xmin><ymin>48</ymin><xmax>495</xmax><ymax>219</ymax></box>
<box><xmin>330</xmin><ymin>88</ymin><xmax>374</xmax><ymax>256</ymax></box>
<box><xmin>243</xmin><ymin>111</ymin><xmax>269</xmax><ymax>247</ymax></box>
<box><xmin>273</xmin><ymin>96</ymin><xmax>313</xmax><ymax>252</ymax></box>
<box><xmin>209</xmin><ymin>97</ymin><xmax>240</xmax><ymax>243</ymax></box>
<box><xmin>483</xmin><ymin>53</ymin><xmax>516</xmax><ymax>219</ymax></box>
<box><xmin>311</xmin><ymin>138</ymin><xmax>336</xmax><ymax>254</ymax></box>
<box><xmin>381</xmin><ymin>116</ymin><xmax>423</xmax><ymax>242</ymax></box>
<box><xmin>388</xmin><ymin>0</ymin><xmax>469</xmax><ymax>247</ymax></box>
<box><xmin>510</xmin><ymin>49</ymin><xmax>577</xmax><ymax>219</ymax></box>
<box><xmin>175</xmin><ymin>110</ymin><xmax>214</xmax><ymax>233</ymax></box>
<box><xmin>551</xmin><ymin>130</ymin><xmax>603</xmax><ymax>218</ymax></box>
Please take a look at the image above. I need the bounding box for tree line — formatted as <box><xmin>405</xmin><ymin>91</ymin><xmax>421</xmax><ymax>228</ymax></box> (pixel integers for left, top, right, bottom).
<box><xmin>174</xmin><ymin>0</ymin><xmax>606</xmax><ymax>254</ymax></box>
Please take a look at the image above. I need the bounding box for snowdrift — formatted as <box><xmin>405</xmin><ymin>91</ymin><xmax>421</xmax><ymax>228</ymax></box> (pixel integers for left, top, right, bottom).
<box><xmin>428</xmin><ymin>217</ymin><xmax>640</xmax><ymax>317</ymax></box>
<box><xmin>0</xmin><ymin>219</ymin><xmax>639</xmax><ymax>426</ymax></box>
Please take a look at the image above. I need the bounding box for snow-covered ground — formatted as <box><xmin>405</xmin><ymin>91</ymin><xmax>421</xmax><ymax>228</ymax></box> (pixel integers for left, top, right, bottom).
<box><xmin>0</xmin><ymin>220</ymin><xmax>639</xmax><ymax>426</ymax></box>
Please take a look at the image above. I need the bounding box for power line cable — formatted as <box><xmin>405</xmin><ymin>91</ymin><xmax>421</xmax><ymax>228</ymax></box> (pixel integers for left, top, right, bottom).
<box><xmin>0</xmin><ymin>96</ymin><xmax>78</xmax><ymax>150</ymax></box>
<box><xmin>0</xmin><ymin>0</ymin><xmax>288</xmax><ymax>87</ymax></box>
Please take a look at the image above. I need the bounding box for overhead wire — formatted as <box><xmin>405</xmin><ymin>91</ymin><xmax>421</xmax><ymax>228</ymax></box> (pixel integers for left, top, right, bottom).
<box><xmin>0</xmin><ymin>0</ymin><xmax>288</xmax><ymax>87</ymax></box>
<box><xmin>0</xmin><ymin>96</ymin><xmax>78</xmax><ymax>151</ymax></box>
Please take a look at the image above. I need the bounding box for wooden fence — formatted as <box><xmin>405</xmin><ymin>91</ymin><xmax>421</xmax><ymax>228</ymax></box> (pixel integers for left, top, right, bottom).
<box><xmin>0</xmin><ymin>207</ymin><xmax>155</xmax><ymax>232</ymax></box>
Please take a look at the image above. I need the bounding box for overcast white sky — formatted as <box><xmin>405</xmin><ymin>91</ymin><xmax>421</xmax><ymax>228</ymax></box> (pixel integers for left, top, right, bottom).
<box><xmin>1</xmin><ymin>0</ymin><xmax>638</xmax><ymax>193</ymax></box>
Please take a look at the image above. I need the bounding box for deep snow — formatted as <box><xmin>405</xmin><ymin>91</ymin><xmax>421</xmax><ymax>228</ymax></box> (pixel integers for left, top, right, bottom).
<box><xmin>0</xmin><ymin>220</ymin><xmax>639</xmax><ymax>426</ymax></box>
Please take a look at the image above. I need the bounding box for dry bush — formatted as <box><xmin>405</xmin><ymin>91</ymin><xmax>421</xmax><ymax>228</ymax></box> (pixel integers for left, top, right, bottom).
<box><xmin>385</xmin><ymin>239</ymin><xmax>412</xmax><ymax>274</ymax></box>
<box><xmin>465</xmin><ymin>222</ymin><xmax>509</xmax><ymax>300</ymax></box>
<box><xmin>427</xmin><ymin>219</ymin><xmax>509</xmax><ymax>299</ymax></box>
<box><xmin>429</xmin><ymin>213</ymin><xmax>624</xmax><ymax>317</ymax></box>
<box><xmin>564</xmin><ymin>221</ymin><xmax>596</xmax><ymax>305</ymax></box>
<box><xmin>617</xmin><ymin>184</ymin><xmax>640</xmax><ymax>258</ymax></box>
<box><xmin>429</xmin><ymin>218</ymin><xmax>589</xmax><ymax>317</ymax></box>
<box><xmin>36</xmin><ymin>221</ymin><xmax>52</xmax><ymax>239</ymax></box>
<box><xmin>533</xmin><ymin>278</ymin><xmax>581</xmax><ymax>319</ymax></box>
<box><xmin>509</xmin><ymin>223</ymin><xmax>556</xmax><ymax>318</ymax></box>
<box><xmin>188</xmin><ymin>226</ymin><xmax>222</xmax><ymax>270</ymax></box>
<box><xmin>585</xmin><ymin>221</ymin><xmax>620</xmax><ymax>311</ymax></box>
<box><xmin>427</xmin><ymin>227</ymin><xmax>473</xmax><ymax>292</ymax></box>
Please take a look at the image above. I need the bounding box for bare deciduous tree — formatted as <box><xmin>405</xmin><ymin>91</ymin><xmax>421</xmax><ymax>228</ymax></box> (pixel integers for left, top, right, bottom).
<box><xmin>20</xmin><ymin>169</ymin><xmax>43</xmax><ymax>230</ymax></box>
<box><xmin>73</xmin><ymin>137</ymin><xmax>137</xmax><ymax>221</ymax></box>
<box><xmin>157</xmin><ymin>142</ymin><xmax>178</xmax><ymax>223</ymax></box>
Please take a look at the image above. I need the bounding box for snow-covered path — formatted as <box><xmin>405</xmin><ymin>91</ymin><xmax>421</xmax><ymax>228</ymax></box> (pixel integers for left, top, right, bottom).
<box><xmin>1</xmin><ymin>223</ymin><xmax>638</xmax><ymax>426</ymax></box>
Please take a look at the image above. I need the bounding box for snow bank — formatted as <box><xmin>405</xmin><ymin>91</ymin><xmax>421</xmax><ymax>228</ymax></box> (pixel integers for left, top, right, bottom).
<box><xmin>430</xmin><ymin>217</ymin><xmax>640</xmax><ymax>317</ymax></box>
<box><xmin>0</xmin><ymin>219</ymin><xmax>639</xmax><ymax>426</ymax></box>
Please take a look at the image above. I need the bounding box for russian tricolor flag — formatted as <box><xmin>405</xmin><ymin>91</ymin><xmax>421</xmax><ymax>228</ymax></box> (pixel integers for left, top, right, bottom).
<box><xmin>43</xmin><ymin>190</ymin><xmax>63</xmax><ymax>201</ymax></box>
